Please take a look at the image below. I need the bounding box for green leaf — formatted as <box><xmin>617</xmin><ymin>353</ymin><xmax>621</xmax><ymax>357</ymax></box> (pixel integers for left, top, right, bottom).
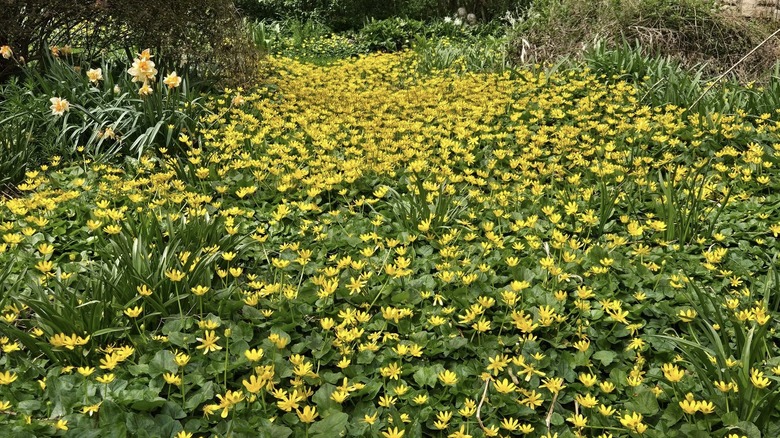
<box><xmin>130</xmin><ymin>398</ymin><xmax>167</xmax><ymax>412</ymax></box>
<box><xmin>309</xmin><ymin>412</ymin><xmax>349</xmax><ymax>438</ymax></box>
<box><xmin>356</xmin><ymin>350</ymin><xmax>375</xmax><ymax>365</ymax></box>
<box><xmin>312</xmin><ymin>383</ymin><xmax>340</xmax><ymax>414</ymax></box>
<box><xmin>413</xmin><ymin>364</ymin><xmax>443</xmax><ymax>388</ymax></box>
<box><xmin>734</xmin><ymin>421</ymin><xmax>761</xmax><ymax>438</ymax></box>
<box><xmin>185</xmin><ymin>381</ymin><xmax>217</xmax><ymax>411</ymax></box>
<box><xmin>99</xmin><ymin>400</ymin><xmax>128</xmax><ymax>432</ymax></box>
<box><xmin>721</xmin><ymin>411</ymin><xmax>739</xmax><ymax>426</ymax></box>
<box><xmin>256</xmin><ymin>418</ymin><xmax>292</xmax><ymax>437</ymax></box>
<box><xmin>592</xmin><ymin>350</ymin><xmax>617</xmax><ymax>366</ymax></box>
<box><xmin>49</xmin><ymin>375</ymin><xmax>79</xmax><ymax>417</ymax></box>
<box><xmin>151</xmin><ymin>414</ymin><xmax>179</xmax><ymax>437</ymax></box>
<box><xmin>149</xmin><ymin>350</ymin><xmax>177</xmax><ymax>376</ymax></box>
<box><xmin>624</xmin><ymin>388</ymin><xmax>659</xmax><ymax>416</ymax></box>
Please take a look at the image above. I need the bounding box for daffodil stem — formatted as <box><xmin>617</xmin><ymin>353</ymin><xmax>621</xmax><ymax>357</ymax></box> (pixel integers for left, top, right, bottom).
<box><xmin>175</xmin><ymin>283</ymin><xmax>184</xmax><ymax>323</ymax></box>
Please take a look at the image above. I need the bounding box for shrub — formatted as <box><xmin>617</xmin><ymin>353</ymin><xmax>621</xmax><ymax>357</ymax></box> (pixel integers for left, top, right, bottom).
<box><xmin>510</xmin><ymin>0</ymin><xmax>780</xmax><ymax>80</ymax></box>
<box><xmin>359</xmin><ymin>17</ymin><xmax>426</xmax><ymax>51</ymax></box>
<box><xmin>236</xmin><ymin>0</ymin><xmax>533</xmax><ymax>31</ymax></box>
<box><xmin>0</xmin><ymin>0</ymin><xmax>260</xmax><ymax>87</ymax></box>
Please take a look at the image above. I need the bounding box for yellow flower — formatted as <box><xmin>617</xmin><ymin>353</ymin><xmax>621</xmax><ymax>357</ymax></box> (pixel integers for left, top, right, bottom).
<box><xmin>378</xmin><ymin>395</ymin><xmax>396</xmax><ymax>407</ymax></box>
<box><xmin>493</xmin><ymin>378</ymin><xmax>517</xmax><ymax>394</ymax></box>
<box><xmin>165</xmin><ymin>269</ymin><xmax>185</xmax><ymax>282</ymax></box>
<box><xmin>216</xmin><ymin>390</ymin><xmax>245</xmax><ymax>418</ymax></box>
<box><xmin>174</xmin><ymin>352</ymin><xmax>190</xmax><ymax>367</ymax></box>
<box><xmin>77</xmin><ymin>366</ymin><xmax>95</xmax><ymax>377</ymax></box>
<box><xmin>698</xmin><ymin>399</ymin><xmax>715</xmax><ymax>414</ymax></box>
<box><xmin>87</xmin><ymin>68</ymin><xmax>103</xmax><ymax>83</ymax></box>
<box><xmin>331</xmin><ymin>390</ymin><xmax>349</xmax><ymax>403</ymax></box>
<box><xmin>163</xmin><ymin>372</ymin><xmax>182</xmax><ymax>386</ymax></box>
<box><xmin>244</xmin><ymin>348</ymin><xmax>264</xmax><ymax>362</ymax></box>
<box><xmin>242</xmin><ymin>375</ymin><xmax>264</xmax><ymax>393</ymax></box>
<box><xmin>128</xmin><ymin>50</ymin><xmax>158</xmax><ymax>83</ymax></box>
<box><xmin>81</xmin><ymin>402</ymin><xmax>101</xmax><ymax>416</ymax></box>
<box><xmin>567</xmin><ymin>413</ymin><xmax>588</xmax><ymax>428</ymax></box>
<box><xmin>0</xmin><ymin>371</ymin><xmax>18</xmax><ymax>385</ymax></box>
<box><xmin>518</xmin><ymin>423</ymin><xmax>534</xmax><ymax>434</ymax></box>
<box><xmin>438</xmin><ymin>369</ymin><xmax>458</xmax><ymax>386</ymax></box>
<box><xmin>124</xmin><ymin>306</ymin><xmax>143</xmax><ymax>318</ymax></box>
<box><xmin>363</xmin><ymin>411</ymin><xmax>378</xmax><ymax>425</ymax></box>
<box><xmin>678</xmin><ymin>308</ymin><xmax>697</xmax><ymax>322</ymax></box>
<box><xmin>598</xmin><ymin>404</ymin><xmax>616</xmax><ymax>416</ymax></box>
<box><xmin>751</xmin><ymin>368</ymin><xmax>771</xmax><ymax>389</ymax></box>
<box><xmin>434</xmin><ymin>410</ymin><xmax>452</xmax><ymax>429</ymax></box>
<box><xmin>175</xmin><ymin>431</ymin><xmax>192</xmax><ymax>438</ymax></box>
<box><xmin>195</xmin><ymin>330</ymin><xmax>222</xmax><ymax>354</ymax></box>
<box><xmin>54</xmin><ymin>419</ymin><xmax>68</xmax><ymax>430</ymax></box>
<box><xmin>0</xmin><ymin>46</ymin><xmax>12</xmax><ymax>59</ymax></box>
<box><xmin>662</xmin><ymin>363</ymin><xmax>685</xmax><ymax>383</ymax></box>
<box><xmin>231</xmin><ymin>94</ymin><xmax>245</xmax><ymax>106</ymax></box>
<box><xmin>276</xmin><ymin>389</ymin><xmax>304</xmax><ymax>412</ymax></box>
<box><xmin>447</xmin><ymin>425</ymin><xmax>471</xmax><ymax>438</ymax></box>
<box><xmin>619</xmin><ymin>412</ymin><xmax>644</xmax><ymax>432</ymax></box>
<box><xmin>296</xmin><ymin>405</ymin><xmax>318</xmax><ymax>423</ymax></box>
<box><xmin>679</xmin><ymin>393</ymin><xmax>698</xmax><ymax>415</ymax></box>
<box><xmin>49</xmin><ymin>97</ymin><xmax>70</xmax><ymax>116</ymax></box>
<box><xmin>381</xmin><ymin>362</ymin><xmax>402</xmax><ymax>380</ymax></box>
<box><xmin>202</xmin><ymin>404</ymin><xmax>220</xmax><ymax>417</ymax></box>
<box><xmin>35</xmin><ymin>260</ymin><xmax>54</xmax><ymax>273</ymax></box>
<box><xmin>501</xmin><ymin>417</ymin><xmax>520</xmax><ymax>431</ymax></box>
<box><xmin>541</xmin><ymin>377</ymin><xmax>566</xmax><ymax>394</ymax></box>
<box><xmin>381</xmin><ymin>427</ymin><xmax>405</xmax><ymax>438</ymax></box>
<box><xmin>575</xmin><ymin>392</ymin><xmax>598</xmax><ymax>408</ymax></box>
<box><xmin>163</xmin><ymin>72</ymin><xmax>182</xmax><ymax>89</ymax></box>
<box><xmin>191</xmin><ymin>285</ymin><xmax>210</xmax><ymax>296</ymax></box>
<box><xmin>483</xmin><ymin>424</ymin><xmax>500</xmax><ymax>437</ymax></box>
<box><xmin>599</xmin><ymin>381</ymin><xmax>615</xmax><ymax>393</ymax></box>
<box><xmin>96</xmin><ymin>374</ymin><xmax>115</xmax><ymax>384</ymax></box>
<box><xmin>320</xmin><ymin>317</ymin><xmax>335</xmax><ymax>330</ymax></box>
<box><xmin>578</xmin><ymin>372</ymin><xmax>597</xmax><ymax>387</ymax></box>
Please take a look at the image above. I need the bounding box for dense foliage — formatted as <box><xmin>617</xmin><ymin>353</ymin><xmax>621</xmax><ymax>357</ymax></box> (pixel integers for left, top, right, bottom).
<box><xmin>0</xmin><ymin>0</ymin><xmax>258</xmax><ymax>85</ymax></box>
<box><xmin>4</xmin><ymin>1</ymin><xmax>780</xmax><ymax>436</ymax></box>
<box><xmin>235</xmin><ymin>0</ymin><xmax>530</xmax><ymax>30</ymax></box>
<box><xmin>1</xmin><ymin>46</ymin><xmax>780</xmax><ymax>437</ymax></box>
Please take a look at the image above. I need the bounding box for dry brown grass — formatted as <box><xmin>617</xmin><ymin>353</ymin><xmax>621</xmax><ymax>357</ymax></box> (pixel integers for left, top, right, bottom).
<box><xmin>510</xmin><ymin>0</ymin><xmax>780</xmax><ymax>81</ymax></box>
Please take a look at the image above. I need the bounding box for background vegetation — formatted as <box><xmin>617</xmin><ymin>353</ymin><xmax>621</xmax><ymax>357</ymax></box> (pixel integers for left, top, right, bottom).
<box><xmin>3</xmin><ymin>0</ymin><xmax>780</xmax><ymax>436</ymax></box>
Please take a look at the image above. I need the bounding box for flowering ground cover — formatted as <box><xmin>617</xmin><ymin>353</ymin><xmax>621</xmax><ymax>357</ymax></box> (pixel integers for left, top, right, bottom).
<box><xmin>2</xmin><ymin>51</ymin><xmax>780</xmax><ymax>437</ymax></box>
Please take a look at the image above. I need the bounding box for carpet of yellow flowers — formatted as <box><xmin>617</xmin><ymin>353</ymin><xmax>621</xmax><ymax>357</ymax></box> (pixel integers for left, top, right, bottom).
<box><xmin>2</xmin><ymin>51</ymin><xmax>780</xmax><ymax>437</ymax></box>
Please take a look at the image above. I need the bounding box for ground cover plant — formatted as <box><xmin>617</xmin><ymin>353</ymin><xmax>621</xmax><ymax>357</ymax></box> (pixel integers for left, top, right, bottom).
<box><xmin>3</xmin><ymin>27</ymin><xmax>780</xmax><ymax>438</ymax></box>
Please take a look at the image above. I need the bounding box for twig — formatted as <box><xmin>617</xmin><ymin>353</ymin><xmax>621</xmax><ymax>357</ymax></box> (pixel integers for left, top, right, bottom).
<box><xmin>507</xmin><ymin>367</ymin><xmax>520</xmax><ymax>385</ymax></box>
<box><xmin>476</xmin><ymin>378</ymin><xmax>490</xmax><ymax>431</ymax></box>
<box><xmin>545</xmin><ymin>391</ymin><xmax>559</xmax><ymax>431</ymax></box>
<box><xmin>687</xmin><ymin>26</ymin><xmax>780</xmax><ymax>112</ymax></box>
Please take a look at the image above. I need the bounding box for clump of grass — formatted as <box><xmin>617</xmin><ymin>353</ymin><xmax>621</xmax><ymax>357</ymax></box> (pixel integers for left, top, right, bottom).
<box><xmin>511</xmin><ymin>0</ymin><xmax>780</xmax><ymax>81</ymax></box>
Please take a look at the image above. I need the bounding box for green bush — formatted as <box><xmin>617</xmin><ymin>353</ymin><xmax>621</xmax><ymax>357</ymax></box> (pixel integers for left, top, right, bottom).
<box><xmin>0</xmin><ymin>0</ymin><xmax>259</xmax><ymax>86</ymax></box>
<box><xmin>236</xmin><ymin>0</ymin><xmax>532</xmax><ymax>31</ymax></box>
<box><xmin>359</xmin><ymin>17</ymin><xmax>426</xmax><ymax>51</ymax></box>
<box><xmin>0</xmin><ymin>76</ymin><xmax>59</xmax><ymax>187</ymax></box>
